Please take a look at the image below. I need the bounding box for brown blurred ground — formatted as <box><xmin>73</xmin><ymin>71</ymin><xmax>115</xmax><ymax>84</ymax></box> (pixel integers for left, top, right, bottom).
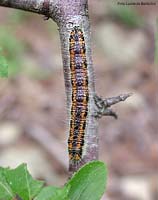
<box><xmin>0</xmin><ymin>1</ymin><xmax>158</xmax><ymax>200</ymax></box>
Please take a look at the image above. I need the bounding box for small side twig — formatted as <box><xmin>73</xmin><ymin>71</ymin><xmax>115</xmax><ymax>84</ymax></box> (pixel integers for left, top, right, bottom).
<box><xmin>93</xmin><ymin>93</ymin><xmax>132</xmax><ymax>119</ymax></box>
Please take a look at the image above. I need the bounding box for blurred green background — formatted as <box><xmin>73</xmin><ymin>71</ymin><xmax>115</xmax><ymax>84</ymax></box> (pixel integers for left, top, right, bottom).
<box><xmin>0</xmin><ymin>1</ymin><xmax>157</xmax><ymax>200</ymax></box>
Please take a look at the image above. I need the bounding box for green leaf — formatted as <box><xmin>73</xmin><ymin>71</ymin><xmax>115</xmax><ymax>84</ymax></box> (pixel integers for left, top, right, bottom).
<box><xmin>66</xmin><ymin>161</ymin><xmax>107</xmax><ymax>200</ymax></box>
<box><xmin>0</xmin><ymin>49</ymin><xmax>8</xmax><ymax>77</ymax></box>
<box><xmin>0</xmin><ymin>28</ymin><xmax>24</xmax><ymax>76</ymax></box>
<box><xmin>0</xmin><ymin>162</ymin><xmax>107</xmax><ymax>200</ymax></box>
<box><xmin>35</xmin><ymin>186</ymin><xmax>70</xmax><ymax>200</ymax></box>
<box><xmin>0</xmin><ymin>164</ymin><xmax>44</xmax><ymax>200</ymax></box>
<box><xmin>0</xmin><ymin>168</ymin><xmax>14</xmax><ymax>200</ymax></box>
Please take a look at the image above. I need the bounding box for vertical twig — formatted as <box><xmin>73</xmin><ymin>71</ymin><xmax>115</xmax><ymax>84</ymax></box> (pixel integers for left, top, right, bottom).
<box><xmin>54</xmin><ymin>0</ymin><xmax>99</xmax><ymax>173</ymax></box>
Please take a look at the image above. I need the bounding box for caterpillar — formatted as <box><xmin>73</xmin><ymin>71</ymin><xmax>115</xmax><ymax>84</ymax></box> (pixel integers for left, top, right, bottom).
<box><xmin>68</xmin><ymin>26</ymin><xmax>89</xmax><ymax>163</ymax></box>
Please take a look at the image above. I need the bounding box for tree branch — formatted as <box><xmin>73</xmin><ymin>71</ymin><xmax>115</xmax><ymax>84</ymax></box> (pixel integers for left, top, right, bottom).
<box><xmin>54</xmin><ymin>0</ymin><xmax>99</xmax><ymax>173</ymax></box>
<box><xmin>0</xmin><ymin>0</ymin><xmax>53</xmax><ymax>18</ymax></box>
<box><xmin>0</xmin><ymin>0</ymin><xmax>132</xmax><ymax>175</ymax></box>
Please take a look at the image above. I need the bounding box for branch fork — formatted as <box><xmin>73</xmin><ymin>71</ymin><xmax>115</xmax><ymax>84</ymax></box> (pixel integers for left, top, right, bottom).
<box><xmin>93</xmin><ymin>93</ymin><xmax>132</xmax><ymax>119</ymax></box>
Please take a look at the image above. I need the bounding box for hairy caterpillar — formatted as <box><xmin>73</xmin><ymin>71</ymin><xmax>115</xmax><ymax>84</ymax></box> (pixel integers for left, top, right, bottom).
<box><xmin>68</xmin><ymin>26</ymin><xmax>89</xmax><ymax>163</ymax></box>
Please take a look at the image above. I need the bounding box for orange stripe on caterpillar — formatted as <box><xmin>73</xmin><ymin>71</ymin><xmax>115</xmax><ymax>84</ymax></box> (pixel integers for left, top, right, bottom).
<box><xmin>68</xmin><ymin>26</ymin><xmax>89</xmax><ymax>162</ymax></box>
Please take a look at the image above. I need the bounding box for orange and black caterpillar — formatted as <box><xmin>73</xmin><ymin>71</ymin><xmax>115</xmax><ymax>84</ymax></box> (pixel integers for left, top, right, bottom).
<box><xmin>68</xmin><ymin>26</ymin><xmax>89</xmax><ymax>163</ymax></box>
